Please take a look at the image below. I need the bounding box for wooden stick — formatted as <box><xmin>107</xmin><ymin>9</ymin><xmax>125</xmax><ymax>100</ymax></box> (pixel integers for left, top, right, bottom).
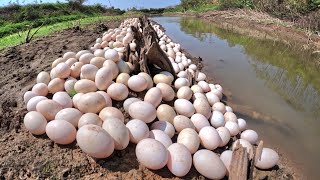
<box><xmin>229</xmin><ymin>141</ymin><xmax>249</xmax><ymax>180</ymax></box>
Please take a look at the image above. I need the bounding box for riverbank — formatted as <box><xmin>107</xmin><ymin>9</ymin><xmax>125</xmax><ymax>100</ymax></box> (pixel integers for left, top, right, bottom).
<box><xmin>161</xmin><ymin>9</ymin><xmax>320</xmax><ymax>54</ymax></box>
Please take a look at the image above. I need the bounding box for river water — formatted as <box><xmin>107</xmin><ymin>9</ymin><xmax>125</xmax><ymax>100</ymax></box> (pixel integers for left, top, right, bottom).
<box><xmin>152</xmin><ymin>16</ymin><xmax>320</xmax><ymax>179</ymax></box>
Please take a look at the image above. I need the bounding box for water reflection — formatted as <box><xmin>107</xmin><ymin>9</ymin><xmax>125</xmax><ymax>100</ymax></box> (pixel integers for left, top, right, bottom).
<box><xmin>179</xmin><ymin>17</ymin><xmax>320</xmax><ymax>116</ymax></box>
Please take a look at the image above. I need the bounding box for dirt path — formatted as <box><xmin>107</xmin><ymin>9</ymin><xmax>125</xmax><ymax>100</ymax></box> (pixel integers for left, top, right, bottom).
<box><xmin>0</xmin><ymin>18</ymin><xmax>295</xmax><ymax>179</ymax></box>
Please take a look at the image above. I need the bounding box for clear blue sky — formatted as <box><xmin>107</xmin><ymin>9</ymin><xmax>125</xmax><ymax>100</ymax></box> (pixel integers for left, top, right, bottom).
<box><xmin>0</xmin><ymin>0</ymin><xmax>181</xmax><ymax>9</ymax></box>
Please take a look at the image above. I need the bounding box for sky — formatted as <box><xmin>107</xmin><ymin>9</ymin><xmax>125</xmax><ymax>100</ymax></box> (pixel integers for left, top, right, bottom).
<box><xmin>0</xmin><ymin>0</ymin><xmax>181</xmax><ymax>9</ymax></box>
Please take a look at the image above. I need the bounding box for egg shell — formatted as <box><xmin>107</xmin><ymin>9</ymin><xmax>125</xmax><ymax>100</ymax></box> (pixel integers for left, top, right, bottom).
<box><xmin>24</xmin><ymin>91</ymin><xmax>38</xmax><ymax>104</ymax></box>
<box><xmin>48</xmin><ymin>78</ymin><xmax>65</xmax><ymax>94</ymax></box>
<box><xmin>173</xmin><ymin>115</ymin><xmax>195</xmax><ymax>132</ymax></box>
<box><xmin>128</xmin><ymin>75</ymin><xmax>148</xmax><ymax>92</ymax></box>
<box><xmin>76</xmin><ymin>50</ymin><xmax>91</xmax><ymax>59</ymax></box>
<box><xmin>193</xmin><ymin>150</ymin><xmax>227</xmax><ymax>179</ymax></box>
<box><xmin>55</xmin><ymin>63</ymin><xmax>71</xmax><ymax>78</ymax></box>
<box><xmin>232</xmin><ymin>139</ymin><xmax>254</xmax><ymax>159</ymax></box>
<box><xmin>193</xmin><ymin>98</ymin><xmax>211</xmax><ymax>118</ymax></box>
<box><xmin>63</xmin><ymin>51</ymin><xmax>76</xmax><ymax>60</ymax></box>
<box><xmin>123</xmin><ymin>98</ymin><xmax>141</xmax><ymax>113</ymax></box>
<box><xmin>177</xmin><ymin>71</ymin><xmax>188</xmax><ymax>78</ymax></box>
<box><xmin>52</xmin><ymin>58</ymin><xmax>65</xmax><ymax>68</ymax></box>
<box><xmin>191</xmin><ymin>85</ymin><xmax>204</xmax><ymax>94</ymax></box>
<box><xmin>107</xmin><ymin>83</ymin><xmax>129</xmax><ymax>101</ymax></box>
<box><xmin>153</xmin><ymin>74</ymin><xmax>172</xmax><ymax>85</ymax></box>
<box><xmin>149</xmin><ymin>129</ymin><xmax>172</xmax><ymax>148</ymax></box>
<box><xmin>174</xmin><ymin>78</ymin><xmax>189</xmax><ymax>89</ymax></box>
<box><xmin>224</xmin><ymin>112</ymin><xmax>238</xmax><ymax>122</ymax></box>
<box><xmin>117</xmin><ymin>59</ymin><xmax>131</xmax><ymax>74</ymax></box>
<box><xmin>138</xmin><ymin>72</ymin><xmax>153</xmax><ymax>89</ymax></box>
<box><xmin>190</xmin><ymin>113</ymin><xmax>210</xmax><ymax>132</ymax></box>
<box><xmin>240</xmin><ymin>129</ymin><xmax>259</xmax><ymax>145</ymax></box>
<box><xmin>36</xmin><ymin>100</ymin><xmax>62</xmax><ymax>121</ymax></box>
<box><xmin>102</xmin><ymin>117</ymin><xmax>129</xmax><ymax>150</ymax></box>
<box><xmin>55</xmin><ymin>108</ymin><xmax>82</xmax><ymax>127</ymax></box>
<box><xmin>255</xmin><ymin>148</ymin><xmax>279</xmax><ymax>169</ymax></box>
<box><xmin>105</xmin><ymin>49</ymin><xmax>120</xmax><ymax>62</ymax></box>
<box><xmin>197</xmin><ymin>81</ymin><xmax>210</xmax><ymax>92</ymax></box>
<box><xmin>156</xmin><ymin>83</ymin><xmax>175</xmax><ymax>101</ymax></box>
<box><xmin>176</xmin><ymin>86</ymin><xmax>192</xmax><ymax>100</ymax></box>
<box><xmin>93</xmin><ymin>49</ymin><xmax>106</xmax><ymax>58</ymax></box>
<box><xmin>205</xmin><ymin>92</ymin><xmax>220</xmax><ymax>106</ymax></box>
<box><xmin>210</xmin><ymin>110</ymin><xmax>225</xmax><ymax>128</ymax></box>
<box><xmin>36</xmin><ymin>71</ymin><xmax>50</xmax><ymax>85</ymax></box>
<box><xmin>24</xmin><ymin>111</ymin><xmax>47</xmax><ymax>135</ymax></box>
<box><xmin>32</xmin><ymin>83</ymin><xmax>48</xmax><ymax>96</ymax></box>
<box><xmin>96</xmin><ymin>91</ymin><xmax>112</xmax><ymax>107</ymax></box>
<box><xmin>144</xmin><ymin>87</ymin><xmax>162</xmax><ymax>107</ymax></box>
<box><xmin>177</xmin><ymin>128</ymin><xmax>199</xmax><ymax>154</ymax></box>
<box><xmin>129</xmin><ymin>101</ymin><xmax>156</xmax><ymax>123</ymax></box>
<box><xmin>192</xmin><ymin>92</ymin><xmax>207</xmax><ymax>101</ymax></box>
<box><xmin>90</xmin><ymin>57</ymin><xmax>106</xmax><ymax>68</ymax></box>
<box><xmin>174</xmin><ymin>99</ymin><xmax>195</xmax><ymax>117</ymax></box>
<box><xmin>70</xmin><ymin>62</ymin><xmax>83</xmax><ymax>78</ymax></box>
<box><xmin>189</xmin><ymin>64</ymin><xmax>197</xmax><ymax>71</ymax></box>
<box><xmin>211</xmin><ymin>89</ymin><xmax>223</xmax><ymax>100</ymax></box>
<box><xmin>116</xmin><ymin>73</ymin><xmax>130</xmax><ymax>86</ymax></box>
<box><xmin>220</xmin><ymin>150</ymin><xmax>233</xmax><ymax>175</ymax></box>
<box><xmin>79</xmin><ymin>53</ymin><xmax>95</xmax><ymax>64</ymax></box>
<box><xmin>72</xmin><ymin>93</ymin><xmax>83</xmax><ymax>109</ymax></box>
<box><xmin>77</xmin><ymin>92</ymin><xmax>106</xmax><ymax>113</ymax></box>
<box><xmin>225</xmin><ymin>105</ymin><xmax>233</xmax><ymax>112</ymax></box>
<box><xmin>196</xmin><ymin>72</ymin><xmax>206</xmax><ymax>81</ymax></box>
<box><xmin>65</xmin><ymin>58</ymin><xmax>77</xmax><ymax>67</ymax></box>
<box><xmin>199</xmin><ymin>126</ymin><xmax>221</xmax><ymax>150</ymax></box>
<box><xmin>212</xmin><ymin>102</ymin><xmax>226</xmax><ymax>114</ymax></box>
<box><xmin>238</xmin><ymin>118</ymin><xmax>247</xmax><ymax>131</ymax></box>
<box><xmin>217</xmin><ymin>127</ymin><xmax>231</xmax><ymax>147</ymax></box>
<box><xmin>167</xmin><ymin>143</ymin><xmax>192</xmax><ymax>177</ymax></box>
<box><xmin>126</xmin><ymin>119</ymin><xmax>149</xmax><ymax>144</ymax></box>
<box><xmin>215</xmin><ymin>84</ymin><xmax>223</xmax><ymax>93</ymax></box>
<box><xmin>156</xmin><ymin>104</ymin><xmax>176</xmax><ymax>124</ymax></box>
<box><xmin>76</xmin><ymin>124</ymin><xmax>114</xmax><ymax>158</ymax></box>
<box><xmin>52</xmin><ymin>91</ymin><xmax>72</xmax><ymax>109</ymax></box>
<box><xmin>103</xmin><ymin>60</ymin><xmax>119</xmax><ymax>79</ymax></box>
<box><xmin>150</xmin><ymin>121</ymin><xmax>175</xmax><ymax>138</ymax></box>
<box><xmin>136</xmin><ymin>138</ymin><xmax>168</xmax><ymax>170</ymax></box>
<box><xmin>78</xmin><ymin>113</ymin><xmax>102</xmax><ymax>128</ymax></box>
<box><xmin>159</xmin><ymin>71</ymin><xmax>174</xmax><ymax>80</ymax></box>
<box><xmin>74</xmin><ymin>79</ymin><xmax>97</xmax><ymax>93</ymax></box>
<box><xmin>95</xmin><ymin>67</ymin><xmax>113</xmax><ymax>90</ymax></box>
<box><xmin>64</xmin><ymin>77</ymin><xmax>77</xmax><ymax>95</ymax></box>
<box><xmin>46</xmin><ymin>120</ymin><xmax>76</xmax><ymax>145</ymax></box>
<box><xmin>80</xmin><ymin>64</ymin><xmax>98</xmax><ymax>81</ymax></box>
<box><xmin>99</xmin><ymin>107</ymin><xmax>124</xmax><ymax>122</ymax></box>
<box><xmin>225</xmin><ymin>121</ymin><xmax>240</xmax><ymax>136</ymax></box>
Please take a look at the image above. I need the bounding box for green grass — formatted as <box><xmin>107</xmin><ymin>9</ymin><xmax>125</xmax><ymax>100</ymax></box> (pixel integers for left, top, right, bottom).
<box><xmin>0</xmin><ymin>15</ymin><xmax>124</xmax><ymax>50</ymax></box>
<box><xmin>164</xmin><ymin>4</ymin><xmax>220</xmax><ymax>13</ymax></box>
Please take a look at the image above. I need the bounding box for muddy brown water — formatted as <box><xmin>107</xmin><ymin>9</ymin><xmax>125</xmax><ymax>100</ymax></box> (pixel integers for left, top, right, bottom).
<box><xmin>152</xmin><ymin>16</ymin><xmax>320</xmax><ymax>180</ymax></box>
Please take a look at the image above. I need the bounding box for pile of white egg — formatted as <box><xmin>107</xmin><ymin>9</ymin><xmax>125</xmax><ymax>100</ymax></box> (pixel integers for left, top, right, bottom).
<box><xmin>23</xmin><ymin>18</ymin><xmax>279</xmax><ymax>179</ymax></box>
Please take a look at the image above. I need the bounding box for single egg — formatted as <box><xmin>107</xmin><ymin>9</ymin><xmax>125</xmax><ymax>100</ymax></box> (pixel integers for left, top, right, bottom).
<box><xmin>128</xmin><ymin>75</ymin><xmax>148</xmax><ymax>92</ymax></box>
<box><xmin>36</xmin><ymin>71</ymin><xmax>51</xmax><ymax>85</ymax></box>
<box><xmin>255</xmin><ymin>148</ymin><xmax>279</xmax><ymax>169</ymax></box>
<box><xmin>74</xmin><ymin>79</ymin><xmax>97</xmax><ymax>93</ymax></box>
<box><xmin>77</xmin><ymin>92</ymin><xmax>106</xmax><ymax>113</ymax></box>
<box><xmin>220</xmin><ymin>150</ymin><xmax>233</xmax><ymax>175</ymax></box>
<box><xmin>48</xmin><ymin>78</ymin><xmax>65</xmax><ymax>94</ymax></box>
<box><xmin>95</xmin><ymin>67</ymin><xmax>113</xmax><ymax>90</ymax></box>
<box><xmin>238</xmin><ymin>118</ymin><xmax>247</xmax><ymax>131</ymax></box>
<box><xmin>36</xmin><ymin>100</ymin><xmax>62</xmax><ymax>120</ymax></box>
<box><xmin>224</xmin><ymin>112</ymin><xmax>238</xmax><ymax>122</ymax></box>
<box><xmin>99</xmin><ymin>107</ymin><xmax>124</xmax><ymax>122</ymax></box>
<box><xmin>136</xmin><ymin>138</ymin><xmax>168</xmax><ymax>170</ymax></box>
<box><xmin>240</xmin><ymin>129</ymin><xmax>259</xmax><ymax>145</ymax></box>
<box><xmin>24</xmin><ymin>111</ymin><xmax>47</xmax><ymax>135</ymax></box>
<box><xmin>167</xmin><ymin>143</ymin><xmax>192</xmax><ymax>177</ymax></box>
<box><xmin>199</xmin><ymin>126</ymin><xmax>222</xmax><ymax>150</ymax></box>
<box><xmin>217</xmin><ymin>127</ymin><xmax>231</xmax><ymax>147</ymax></box>
<box><xmin>212</xmin><ymin>102</ymin><xmax>226</xmax><ymax>114</ymax></box>
<box><xmin>52</xmin><ymin>91</ymin><xmax>72</xmax><ymax>108</ymax></box>
<box><xmin>225</xmin><ymin>121</ymin><xmax>240</xmax><ymax>136</ymax></box>
<box><xmin>150</xmin><ymin>121</ymin><xmax>175</xmax><ymax>138</ymax></box>
<box><xmin>78</xmin><ymin>113</ymin><xmax>103</xmax><ymax>128</ymax></box>
<box><xmin>129</xmin><ymin>101</ymin><xmax>156</xmax><ymax>123</ymax></box>
<box><xmin>77</xmin><ymin>124</ymin><xmax>114</xmax><ymax>158</ymax></box>
<box><xmin>174</xmin><ymin>99</ymin><xmax>195</xmax><ymax>117</ymax></box>
<box><xmin>24</xmin><ymin>91</ymin><xmax>37</xmax><ymax>104</ymax></box>
<box><xmin>173</xmin><ymin>115</ymin><xmax>195</xmax><ymax>132</ymax></box>
<box><xmin>123</xmin><ymin>98</ymin><xmax>141</xmax><ymax>113</ymax></box>
<box><xmin>138</xmin><ymin>72</ymin><xmax>153</xmax><ymax>89</ymax></box>
<box><xmin>176</xmin><ymin>86</ymin><xmax>192</xmax><ymax>100</ymax></box>
<box><xmin>46</xmin><ymin>120</ymin><xmax>76</xmax><ymax>144</ymax></box>
<box><xmin>156</xmin><ymin>104</ymin><xmax>176</xmax><ymax>124</ymax></box>
<box><xmin>126</xmin><ymin>119</ymin><xmax>149</xmax><ymax>144</ymax></box>
<box><xmin>149</xmin><ymin>129</ymin><xmax>172</xmax><ymax>148</ymax></box>
<box><xmin>107</xmin><ymin>83</ymin><xmax>129</xmax><ymax>101</ymax></box>
<box><xmin>102</xmin><ymin>117</ymin><xmax>129</xmax><ymax>150</ymax></box>
<box><xmin>156</xmin><ymin>83</ymin><xmax>175</xmax><ymax>101</ymax></box>
<box><xmin>144</xmin><ymin>87</ymin><xmax>162</xmax><ymax>107</ymax></box>
<box><xmin>210</xmin><ymin>111</ymin><xmax>225</xmax><ymax>128</ymax></box>
<box><xmin>177</xmin><ymin>128</ymin><xmax>199</xmax><ymax>154</ymax></box>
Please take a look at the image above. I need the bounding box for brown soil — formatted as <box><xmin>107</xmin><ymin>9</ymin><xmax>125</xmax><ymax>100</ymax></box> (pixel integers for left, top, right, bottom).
<box><xmin>0</xmin><ymin>18</ymin><xmax>294</xmax><ymax>179</ymax></box>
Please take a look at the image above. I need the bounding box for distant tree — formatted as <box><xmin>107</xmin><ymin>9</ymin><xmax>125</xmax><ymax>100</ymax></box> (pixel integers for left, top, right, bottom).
<box><xmin>65</xmin><ymin>0</ymin><xmax>87</xmax><ymax>5</ymax></box>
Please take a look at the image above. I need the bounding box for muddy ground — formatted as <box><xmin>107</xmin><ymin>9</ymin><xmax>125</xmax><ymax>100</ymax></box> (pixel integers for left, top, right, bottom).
<box><xmin>0</xmin><ymin>18</ymin><xmax>295</xmax><ymax>179</ymax></box>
